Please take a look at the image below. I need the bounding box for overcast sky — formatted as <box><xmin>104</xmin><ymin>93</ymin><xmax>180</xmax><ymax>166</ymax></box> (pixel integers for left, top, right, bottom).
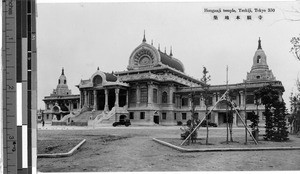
<box><xmin>37</xmin><ymin>1</ymin><xmax>300</xmax><ymax>110</ymax></box>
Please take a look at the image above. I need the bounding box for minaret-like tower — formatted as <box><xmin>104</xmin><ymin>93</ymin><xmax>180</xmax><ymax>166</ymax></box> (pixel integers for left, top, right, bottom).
<box><xmin>52</xmin><ymin>68</ymin><xmax>72</xmax><ymax>96</ymax></box>
<box><xmin>246</xmin><ymin>38</ymin><xmax>276</xmax><ymax>82</ymax></box>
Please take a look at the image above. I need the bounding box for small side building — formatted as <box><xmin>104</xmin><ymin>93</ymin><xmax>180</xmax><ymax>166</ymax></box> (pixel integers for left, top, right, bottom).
<box><xmin>42</xmin><ymin>68</ymin><xmax>80</xmax><ymax>123</ymax></box>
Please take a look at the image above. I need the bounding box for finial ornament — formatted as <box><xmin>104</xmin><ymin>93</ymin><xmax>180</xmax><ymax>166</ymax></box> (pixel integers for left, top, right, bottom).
<box><xmin>97</xmin><ymin>67</ymin><xmax>99</xmax><ymax>70</ymax></box>
<box><xmin>258</xmin><ymin>37</ymin><xmax>262</xmax><ymax>50</ymax></box>
<box><xmin>164</xmin><ymin>47</ymin><xmax>166</xmax><ymax>53</ymax></box>
<box><xmin>62</xmin><ymin>67</ymin><xmax>64</xmax><ymax>75</ymax></box>
<box><xmin>142</xmin><ymin>30</ymin><xmax>146</xmax><ymax>43</ymax></box>
<box><xmin>158</xmin><ymin>44</ymin><xmax>160</xmax><ymax>51</ymax></box>
<box><xmin>170</xmin><ymin>46</ymin><xmax>173</xmax><ymax>57</ymax></box>
<box><xmin>151</xmin><ymin>39</ymin><xmax>153</xmax><ymax>45</ymax></box>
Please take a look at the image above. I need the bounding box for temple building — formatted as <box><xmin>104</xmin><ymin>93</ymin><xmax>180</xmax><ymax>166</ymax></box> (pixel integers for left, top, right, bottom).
<box><xmin>42</xmin><ymin>34</ymin><xmax>284</xmax><ymax>127</ymax></box>
<box><xmin>42</xmin><ymin>68</ymin><xmax>80</xmax><ymax>123</ymax></box>
<box><xmin>74</xmin><ymin>35</ymin><xmax>284</xmax><ymax>126</ymax></box>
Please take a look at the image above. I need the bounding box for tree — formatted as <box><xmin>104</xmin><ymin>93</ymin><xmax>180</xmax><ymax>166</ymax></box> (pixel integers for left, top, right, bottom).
<box><xmin>201</xmin><ymin>67</ymin><xmax>211</xmax><ymax>145</ymax></box>
<box><xmin>290</xmin><ymin>35</ymin><xmax>300</xmax><ymax>61</ymax></box>
<box><xmin>254</xmin><ymin>84</ymin><xmax>289</xmax><ymax>141</ymax></box>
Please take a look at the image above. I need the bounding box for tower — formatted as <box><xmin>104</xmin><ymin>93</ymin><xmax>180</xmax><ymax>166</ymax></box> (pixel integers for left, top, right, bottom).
<box><xmin>246</xmin><ymin>38</ymin><xmax>276</xmax><ymax>82</ymax></box>
<box><xmin>51</xmin><ymin>68</ymin><xmax>72</xmax><ymax>96</ymax></box>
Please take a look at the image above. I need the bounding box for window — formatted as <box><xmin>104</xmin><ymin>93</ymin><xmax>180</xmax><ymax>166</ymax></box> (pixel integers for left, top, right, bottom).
<box><xmin>93</xmin><ymin>75</ymin><xmax>102</xmax><ymax>86</ymax></box>
<box><xmin>130</xmin><ymin>112</ymin><xmax>134</xmax><ymax>119</ymax></box>
<box><xmin>140</xmin><ymin>86</ymin><xmax>148</xmax><ymax>103</ymax></box>
<box><xmin>256</xmin><ymin>76</ymin><xmax>260</xmax><ymax>79</ymax></box>
<box><xmin>182</xmin><ymin>113</ymin><xmax>187</xmax><ymax>120</ymax></box>
<box><xmin>129</xmin><ymin>89</ymin><xmax>136</xmax><ymax>103</ymax></box>
<box><xmin>174</xmin><ymin>113</ymin><xmax>177</xmax><ymax>120</ymax></box>
<box><xmin>153</xmin><ymin>89</ymin><xmax>157</xmax><ymax>103</ymax></box>
<box><xmin>162</xmin><ymin>91</ymin><xmax>168</xmax><ymax>103</ymax></box>
<box><xmin>140</xmin><ymin>112</ymin><xmax>145</xmax><ymax>119</ymax></box>
<box><xmin>162</xmin><ymin>113</ymin><xmax>167</xmax><ymax>120</ymax></box>
<box><xmin>246</xmin><ymin>95</ymin><xmax>255</xmax><ymax>104</ymax></box>
<box><xmin>47</xmin><ymin>114</ymin><xmax>49</xmax><ymax>119</ymax></box>
<box><xmin>73</xmin><ymin>103</ymin><xmax>77</xmax><ymax>109</ymax></box>
<box><xmin>181</xmin><ymin>97</ymin><xmax>188</xmax><ymax>107</ymax></box>
<box><xmin>64</xmin><ymin>80</ymin><xmax>66</xmax><ymax>84</ymax></box>
<box><xmin>257</xmin><ymin>55</ymin><xmax>261</xmax><ymax>63</ymax></box>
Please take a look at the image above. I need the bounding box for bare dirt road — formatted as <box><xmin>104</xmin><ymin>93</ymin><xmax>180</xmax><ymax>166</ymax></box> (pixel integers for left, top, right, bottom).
<box><xmin>37</xmin><ymin>125</ymin><xmax>300</xmax><ymax>172</ymax></box>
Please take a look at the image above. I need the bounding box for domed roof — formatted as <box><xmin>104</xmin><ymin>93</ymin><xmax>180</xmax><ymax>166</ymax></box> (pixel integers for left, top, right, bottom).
<box><xmin>159</xmin><ymin>51</ymin><xmax>184</xmax><ymax>72</ymax></box>
<box><xmin>104</xmin><ymin>72</ymin><xmax>117</xmax><ymax>82</ymax></box>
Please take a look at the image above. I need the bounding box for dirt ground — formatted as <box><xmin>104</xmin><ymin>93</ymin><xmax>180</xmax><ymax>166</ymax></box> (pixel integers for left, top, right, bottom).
<box><xmin>37</xmin><ymin>125</ymin><xmax>300</xmax><ymax>172</ymax></box>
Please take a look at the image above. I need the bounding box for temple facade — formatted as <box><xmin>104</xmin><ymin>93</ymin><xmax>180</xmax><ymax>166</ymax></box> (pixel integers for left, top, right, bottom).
<box><xmin>73</xmin><ymin>35</ymin><xmax>284</xmax><ymax>126</ymax></box>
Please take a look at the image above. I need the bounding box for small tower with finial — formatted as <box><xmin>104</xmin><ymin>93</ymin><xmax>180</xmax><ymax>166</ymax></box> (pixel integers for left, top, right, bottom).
<box><xmin>258</xmin><ymin>37</ymin><xmax>262</xmax><ymax>50</ymax></box>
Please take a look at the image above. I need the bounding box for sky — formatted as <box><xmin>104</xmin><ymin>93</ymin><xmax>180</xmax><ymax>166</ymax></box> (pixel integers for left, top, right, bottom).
<box><xmin>36</xmin><ymin>1</ymin><xmax>300</xmax><ymax>111</ymax></box>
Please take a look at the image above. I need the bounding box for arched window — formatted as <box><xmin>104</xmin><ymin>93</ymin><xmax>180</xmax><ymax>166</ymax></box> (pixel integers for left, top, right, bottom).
<box><xmin>93</xmin><ymin>75</ymin><xmax>103</xmax><ymax>86</ymax></box>
<box><xmin>257</xmin><ymin>55</ymin><xmax>261</xmax><ymax>63</ymax></box>
<box><xmin>162</xmin><ymin>91</ymin><xmax>168</xmax><ymax>103</ymax></box>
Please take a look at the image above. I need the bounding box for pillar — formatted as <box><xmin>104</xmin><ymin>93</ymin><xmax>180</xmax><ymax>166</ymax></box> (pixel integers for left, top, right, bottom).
<box><xmin>115</xmin><ymin>88</ymin><xmax>119</xmax><ymax>107</ymax></box>
<box><xmin>147</xmin><ymin>82</ymin><xmax>153</xmax><ymax>106</ymax></box>
<box><xmin>169</xmin><ymin>84</ymin><xmax>175</xmax><ymax>105</ymax></box>
<box><xmin>136</xmin><ymin>85</ymin><xmax>140</xmax><ymax>106</ymax></box>
<box><xmin>233</xmin><ymin>112</ymin><xmax>237</xmax><ymax>126</ymax></box>
<box><xmin>93</xmin><ymin>90</ymin><xmax>97</xmax><ymax>110</ymax></box>
<box><xmin>200</xmin><ymin>94</ymin><xmax>205</xmax><ymax>109</ymax></box>
<box><xmin>239</xmin><ymin>91</ymin><xmax>244</xmax><ymax>106</ymax></box>
<box><xmin>212</xmin><ymin>92</ymin><xmax>217</xmax><ymax>106</ymax></box>
<box><xmin>84</xmin><ymin>90</ymin><xmax>88</xmax><ymax>106</ymax></box>
<box><xmin>79</xmin><ymin>91</ymin><xmax>82</xmax><ymax>108</ymax></box>
<box><xmin>104</xmin><ymin>89</ymin><xmax>109</xmax><ymax>111</ymax></box>
<box><xmin>215</xmin><ymin>113</ymin><xmax>219</xmax><ymax>125</ymax></box>
<box><xmin>125</xmin><ymin>90</ymin><xmax>129</xmax><ymax>108</ymax></box>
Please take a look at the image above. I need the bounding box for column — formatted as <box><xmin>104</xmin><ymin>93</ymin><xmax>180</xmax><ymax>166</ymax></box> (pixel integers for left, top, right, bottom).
<box><xmin>79</xmin><ymin>91</ymin><xmax>82</xmax><ymax>108</ymax></box>
<box><xmin>212</xmin><ymin>92</ymin><xmax>217</xmax><ymax>106</ymax></box>
<box><xmin>115</xmin><ymin>88</ymin><xmax>119</xmax><ymax>107</ymax></box>
<box><xmin>93</xmin><ymin>90</ymin><xmax>97</xmax><ymax>110</ymax></box>
<box><xmin>84</xmin><ymin>90</ymin><xmax>88</xmax><ymax>106</ymax></box>
<box><xmin>125</xmin><ymin>90</ymin><xmax>129</xmax><ymax>108</ymax></box>
<box><xmin>147</xmin><ymin>82</ymin><xmax>153</xmax><ymax>106</ymax></box>
<box><xmin>239</xmin><ymin>91</ymin><xmax>244</xmax><ymax>106</ymax></box>
<box><xmin>169</xmin><ymin>84</ymin><xmax>174</xmax><ymax>105</ymax></box>
<box><xmin>136</xmin><ymin>85</ymin><xmax>140</xmax><ymax>106</ymax></box>
<box><xmin>233</xmin><ymin>112</ymin><xmax>237</xmax><ymax>126</ymax></box>
<box><xmin>215</xmin><ymin>113</ymin><xmax>219</xmax><ymax>125</ymax></box>
<box><xmin>104</xmin><ymin>89</ymin><xmax>109</xmax><ymax>111</ymax></box>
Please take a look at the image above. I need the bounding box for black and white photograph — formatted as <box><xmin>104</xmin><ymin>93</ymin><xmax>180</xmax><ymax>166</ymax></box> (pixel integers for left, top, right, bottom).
<box><xmin>2</xmin><ymin>0</ymin><xmax>300</xmax><ymax>173</ymax></box>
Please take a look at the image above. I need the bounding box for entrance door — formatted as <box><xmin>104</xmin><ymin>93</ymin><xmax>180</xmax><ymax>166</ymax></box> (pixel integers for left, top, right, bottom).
<box><xmin>153</xmin><ymin>115</ymin><xmax>159</xmax><ymax>124</ymax></box>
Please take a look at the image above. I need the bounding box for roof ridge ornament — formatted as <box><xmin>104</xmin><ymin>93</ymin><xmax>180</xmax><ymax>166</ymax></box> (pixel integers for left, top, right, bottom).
<box><xmin>97</xmin><ymin>67</ymin><xmax>99</xmax><ymax>71</ymax></box>
<box><xmin>170</xmin><ymin>46</ymin><xmax>173</xmax><ymax>57</ymax></box>
<box><xmin>151</xmin><ymin>39</ymin><xmax>153</xmax><ymax>45</ymax></box>
<box><xmin>258</xmin><ymin>37</ymin><xmax>262</xmax><ymax>50</ymax></box>
<box><xmin>158</xmin><ymin>43</ymin><xmax>160</xmax><ymax>51</ymax></box>
<box><xmin>61</xmin><ymin>67</ymin><xmax>64</xmax><ymax>75</ymax></box>
<box><xmin>164</xmin><ymin>47</ymin><xmax>166</xmax><ymax>54</ymax></box>
<box><xmin>142</xmin><ymin>30</ymin><xmax>146</xmax><ymax>43</ymax></box>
